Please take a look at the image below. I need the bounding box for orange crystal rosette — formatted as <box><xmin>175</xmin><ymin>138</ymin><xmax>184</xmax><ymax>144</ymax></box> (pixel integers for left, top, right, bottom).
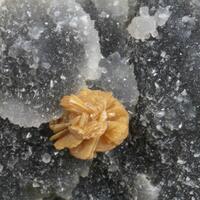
<box><xmin>49</xmin><ymin>88</ymin><xmax>129</xmax><ymax>160</ymax></box>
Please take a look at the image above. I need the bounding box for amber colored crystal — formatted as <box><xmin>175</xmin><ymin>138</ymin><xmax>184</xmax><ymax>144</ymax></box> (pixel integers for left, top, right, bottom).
<box><xmin>49</xmin><ymin>88</ymin><xmax>129</xmax><ymax>160</ymax></box>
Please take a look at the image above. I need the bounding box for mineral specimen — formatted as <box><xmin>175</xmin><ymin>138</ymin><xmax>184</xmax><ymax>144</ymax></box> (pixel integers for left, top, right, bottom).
<box><xmin>127</xmin><ymin>6</ymin><xmax>171</xmax><ymax>41</ymax></box>
<box><xmin>90</xmin><ymin>52</ymin><xmax>139</xmax><ymax>107</ymax></box>
<box><xmin>50</xmin><ymin>88</ymin><xmax>129</xmax><ymax>160</ymax></box>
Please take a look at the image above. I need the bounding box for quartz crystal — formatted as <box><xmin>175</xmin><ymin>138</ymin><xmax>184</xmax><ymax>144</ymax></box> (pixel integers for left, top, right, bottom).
<box><xmin>0</xmin><ymin>0</ymin><xmax>101</xmax><ymax>127</ymax></box>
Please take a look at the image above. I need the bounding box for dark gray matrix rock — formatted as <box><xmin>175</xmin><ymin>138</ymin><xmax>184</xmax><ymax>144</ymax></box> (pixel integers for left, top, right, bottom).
<box><xmin>0</xmin><ymin>0</ymin><xmax>200</xmax><ymax>200</ymax></box>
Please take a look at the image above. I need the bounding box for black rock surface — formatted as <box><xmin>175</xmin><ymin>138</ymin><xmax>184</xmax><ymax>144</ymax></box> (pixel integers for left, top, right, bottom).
<box><xmin>1</xmin><ymin>0</ymin><xmax>200</xmax><ymax>200</ymax></box>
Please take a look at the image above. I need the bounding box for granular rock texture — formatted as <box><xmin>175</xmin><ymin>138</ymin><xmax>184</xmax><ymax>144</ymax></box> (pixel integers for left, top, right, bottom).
<box><xmin>0</xmin><ymin>0</ymin><xmax>200</xmax><ymax>200</ymax></box>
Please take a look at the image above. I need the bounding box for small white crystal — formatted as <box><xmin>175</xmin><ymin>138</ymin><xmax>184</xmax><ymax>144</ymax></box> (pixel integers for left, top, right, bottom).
<box><xmin>177</xmin><ymin>158</ymin><xmax>186</xmax><ymax>165</ymax></box>
<box><xmin>127</xmin><ymin>7</ymin><xmax>158</xmax><ymax>41</ymax></box>
<box><xmin>161</xmin><ymin>51</ymin><xmax>167</xmax><ymax>58</ymax></box>
<box><xmin>60</xmin><ymin>74</ymin><xmax>66</xmax><ymax>80</ymax></box>
<box><xmin>194</xmin><ymin>153</ymin><xmax>200</xmax><ymax>158</ymax></box>
<box><xmin>42</xmin><ymin>153</ymin><xmax>51</xmax><ymax>164</ymax></box>
<box><xmin>128</xmin><ymin>6</ymin><xmax>171</xmax><ymax>41</ymax></box>
<box><xmin>134</xmin><ymin>174</ymin><xmax>160</xmax><ymax>200</ymax></box>
<box><xmin>42</xmin><ymin>62</ymin><xmax>51</xmax><ymax>69</ymax></box>
<box><xmin>32</xmin><ymin>179</ymin><xmax>40</xmax><ymax>188</ymax></box>
<box><xmin>182</xmin><ymin>16</ymin><xmax>195</xmax><ymax>25</ymax></box>
<box><xmin>156</xmin><ymin>111</ymin><xmax>165</xmax><ymax>118</ymax></box>
<box><xmin>0</xmin><ymin>164</ymin><xmax>3</xmax><ymax>173</ymax></box>
<box><xmin>26</xmin><ymin>132</ymin><xmax>32</xmax><ymax>139</ymax></box>
<box><xmin>28</xmin><ymin>26</ymin><xmax>45</xmax><ymax>40</ymax></box>
<box><xmin>154</xmin><ymin>6</ymin><xmax>171</xmax><ymax>26</ymax></box>
<box><xmin>139</xmin><ymin>7</ymin><xmax>150</xmax><ymax>16</ymax></box>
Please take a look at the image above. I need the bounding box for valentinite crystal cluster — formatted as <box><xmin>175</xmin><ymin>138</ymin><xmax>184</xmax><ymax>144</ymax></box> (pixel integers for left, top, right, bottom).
<box><xmin>49</xmin><ymin>88</ymin><xmax>129</xmax><ymax>160</ymax></box>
